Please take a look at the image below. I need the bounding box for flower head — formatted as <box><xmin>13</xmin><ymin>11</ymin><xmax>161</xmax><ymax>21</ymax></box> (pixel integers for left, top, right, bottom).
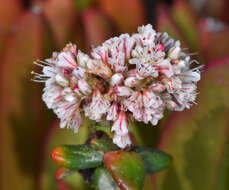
<box><xmin>32</xmin><ymin>24</ymin><xmax>201</xmax><ymax>148</ymax></box>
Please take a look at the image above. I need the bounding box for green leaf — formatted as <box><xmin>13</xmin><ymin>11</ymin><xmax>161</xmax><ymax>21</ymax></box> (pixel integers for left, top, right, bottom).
<box><xmin>156</xmin><ymin>4</ymin><xmax>188</xmax><ymax>48</ymax></box>
<box><xmin>156</xmin><ymin>59</ymin><xmax>229</xmax><ymax>190</ymax></box>
<box><xmin>93</xmin><ymin>167</ymin><xmax>120</xmax><ymax>190</ymax></box>
<box><xmin>132</xmin><ymin>147</ymin><xmax>172</xmax><ymax>174</ymax></box>
<box><xmin>51</xmin><ymin>144</ymin><xmax>104</xmax><ymax>170</ymax></box>
<box><xmin>171</xmin><ymin>0</ymin><xmax>199</xmax><ymax>51</ymax></box>
<box><xmin>90</xmin><ymin>137</ymin><xmax>118</xmax><ymax>153</ymax></box>
<box><xmin>104</xmin><ymin>151</ymin><xmax>146</xmax><ymax>190</ymax></box>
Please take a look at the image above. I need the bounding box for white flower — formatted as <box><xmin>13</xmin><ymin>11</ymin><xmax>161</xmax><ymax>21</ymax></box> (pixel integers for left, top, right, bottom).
<box><xmin>86</xmin><ymin>59</ymin><xmax>112</xmax><ymax>79</ymax></box>
<box><xmin>136</xmin><ymin>24</ymin><xmax>156</xmax><ymax>46</ymax></box>
<box><xmin>150</xmin><ymin>82</ymin><xmax>166</xmax><ymax>93</ymax></box>
<box><xmin>62</xmin><ymin>87</ymin><xmax>77</xmax><ymax>103</ymax></box>
<box><xmin>180</xmin><ymin>70</ymin><xmax>201</xmax><ymax>82</ymax></box>
<box><xmin>84</xmin><ymin>90</ymin><xmax>110</xmax><ymax>121</ymax></box>
<box><xmin>107</xmin><ymin>102</ymin><xmax>118</xmax><ymax>121</ymax></box>
<box><xmin>33</xmin><ymin>24</ymin><xmax>202</xmax><ymax>149</ymax></box>
<box><xmin>168</xmin><ymin>46</ymin><xmax>181</xmax><ymax>59</ymax></box>
<box><xmin>58</xmin><ymin>103</ymin><xmax>82</xmax><ymax>133</ymax></box>
<box><xmin>55</xmin><ymin>73</ymin><xmax>69</xmax><ymax>87</ymax></box>
<box><xmin>142</xmin><ymin>90</ymin><xmax>164</xmax><ymax>125</ymax></box>
<box><xmin>110</xmin><ymin>73</ymin><xmax>124</xmax><ymax>86</ymax></box>
<box><xmin>42</xmin><ymin>79</ymin><xmax>63</xmax><ymax>109</ymax></box>
<box><xmin>115</xmin><ymin>86</ymin><xmax>133</xmax><ymax>97</ymax></box>
<box><xmin>113</xmin><ymin>133</ymin><xmax>131</xmax><ymax>149</ymax></box>
<box><xmin>72</xmin><ymin>67</ymin><xmax>86</xmax><ymax>79</ymax></box>
<box><xmin>57</xmin><ymin>51</ymin><xmax>77</xmax><ymax>68</ymax></box>
<box><xmin>78</xmin><ymin>79</ymin><xmax>91</xmax><ymax>95</ymax></box>
<box><xmin>123</xmin><ymin>92</ymin><xmax>144</xmax><ymax>122</ymax></box>
<box><xmin>124</xmin><ymin>76</ymin><xmax>139</xmax><ymax>87</ymax></box>
<box><xmin>111</xmin><ymin>111</ymin><xmax>129</xmax><ymax>135</ymax></box>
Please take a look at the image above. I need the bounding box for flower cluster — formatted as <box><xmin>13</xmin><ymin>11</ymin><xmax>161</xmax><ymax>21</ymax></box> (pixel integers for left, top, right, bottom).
<box><xmin>32</xmin><ymin>24</ymin><xmax>201</xmax><ymax>148</ymax></box>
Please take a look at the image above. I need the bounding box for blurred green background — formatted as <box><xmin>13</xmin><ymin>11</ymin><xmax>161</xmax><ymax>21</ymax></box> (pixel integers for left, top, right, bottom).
<box><xmin>0</xmin><ymin>0</ymin><xmax>229</xmax><ymax>189</ymax></box>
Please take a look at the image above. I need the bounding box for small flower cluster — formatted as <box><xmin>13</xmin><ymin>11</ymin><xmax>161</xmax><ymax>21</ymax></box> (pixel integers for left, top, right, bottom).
<box><xmin>32</xmin><ymin>24</ymin><xmax>201</xmax><ymax>148</ymax></box>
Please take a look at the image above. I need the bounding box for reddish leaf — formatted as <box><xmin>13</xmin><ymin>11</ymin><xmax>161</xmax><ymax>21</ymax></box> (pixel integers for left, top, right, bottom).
<box><xmin>82</xmin><ymin>8</ymin><xmax>115</xmax><ymax>48</ymax></box>
<box><xmin>0</xmin><ymin>0</ymin><xmax>22</xmax><ymax>57</ymax></box>
<box><xmin>199</xmin><ymin>18</ymin><xmax>229</xmax><ymax>62</ymax></box>
<box><xmin>37</xmin><ymin>0</ymin><xmax>77</xmax><ymax>47</ymax></box>
<box><xmin>99</xmin><ymin>0</ymin><xmax>146</xmax><ymax>33</ymax></box>
<box><xmin>206</xmin><ymin>0</ymin><xmax>229</xmax><ymax>24</ymax></box>
<box><xmin>0</xmin><ymin>11</ymin><xmax>44</xmax><ymax>190</ymax></box>
<box><xmin>0</xmin><ymin>0</ymin><xmax>22</xmax><ymax>31</ymax></box>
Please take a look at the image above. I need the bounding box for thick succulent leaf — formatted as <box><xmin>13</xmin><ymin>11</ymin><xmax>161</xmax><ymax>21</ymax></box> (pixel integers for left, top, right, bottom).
<box><xmin>0</xmin><ymin>11</ymin><xmax>44</xmax><ymax>190</ymax></box>
<box><xmin>156</xmin><ymin>4</ymin><xmax>188</xmax><ymax>48</ymax></box>
<box><xmin>104</xmin><ymin>151</ymin><xmax>146</xmax><ymax>190</ymax></box>
<box><xmin>51</xmin><ymin>144</ymin><xmax>104</xmax><ymax>170</ymax></box>
<box><xmin>171</xmin><ymin>0</ymin><xmax>199</xmax><ymax>51</ymax></box>
<box><xmin>82</xmin><ymin>8</ymin><xmax>115</xmax><ymax>48</ymax></box>
<box><xmin>132</xmin><ymin>147</ymin><xmax>172</xmax><ymax>174</ymax></box>
<box><xmin>199</xmin><ymin>18</ymin><xmax>229</xmax><ymax>62</ymax></box>
<box><xmin>99</xmin><ymin>0</ymin><xmax>145</xmax><ymax>33</ymax></box>
<box><xmin>40</xmin><ymin>119</ymin><xmax>93</xmax><ymax>190</ymax></box>
<box><xmin>155</xmin><ymin>59</ymin><xmax>229</xmax><ymax>190</ymax></box>
<box><xmin>90</xmin><ymin>136</ymin><xmax>118</xmax><ymax>153</ymax></box>
<box><xmin>37</xmin><ymin>0</ymin><xmax>77</xmax><ymax>47</ymax></box>
<box><xmin>93</xmin><ymin>167</ymin><xmax>120</xmax><ymax>190</ymax></box>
